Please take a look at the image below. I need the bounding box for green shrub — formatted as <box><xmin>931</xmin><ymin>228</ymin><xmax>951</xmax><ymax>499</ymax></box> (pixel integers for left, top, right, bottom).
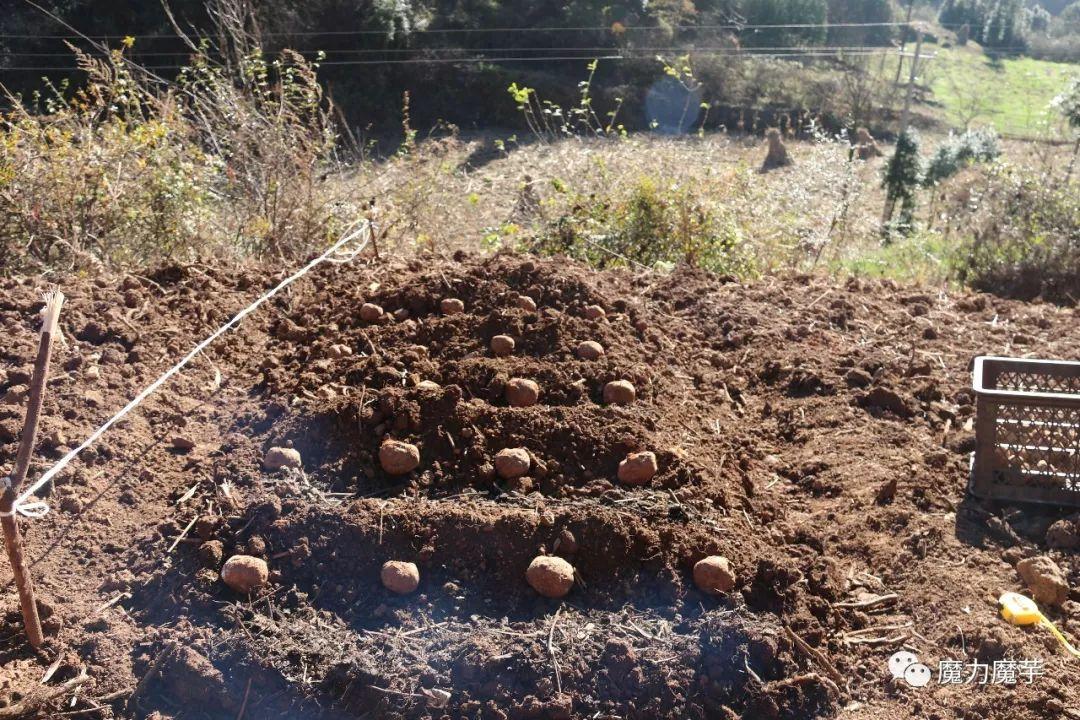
<box><xmin>954</xmin><ymin>167</ymin><xmax>1080</xmax><ymax>303</ymax></box>
<box><xmin>0</xmin><ymin>13</ymin><xmax>348</xmax><ymax>272</ymax></box>
<box><xmin>530</xmin><ymin>177</ymin><xmax>756</xmax><ymax>277</ymax></box>
<box><xmin>923</xmin><ymin>127</ymin><xmax>1001</xmax><ymax>187</ymax></box>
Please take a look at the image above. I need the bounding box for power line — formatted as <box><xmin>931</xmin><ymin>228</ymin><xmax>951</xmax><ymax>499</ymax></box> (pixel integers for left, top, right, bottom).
<box><xmin>0</xmin><ymin>49</ymin><xmax>925</xmax><ymax>72</ymax></box>
<box><xmin>0</xmin><ymin>44</ymin><xmax>908</xmax><ymax>58</ymax></box>
<box><xmin>0</xmin><ymin>21</ymin><xmax>919</xmax><ymax>40</ymax></box>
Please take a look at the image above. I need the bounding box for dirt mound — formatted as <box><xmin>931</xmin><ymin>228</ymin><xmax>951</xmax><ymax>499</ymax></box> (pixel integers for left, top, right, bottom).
<box><xmin>1</xmin><ymin>253</ymin><xmax>1078</xmax><ymax>719</ymax></box>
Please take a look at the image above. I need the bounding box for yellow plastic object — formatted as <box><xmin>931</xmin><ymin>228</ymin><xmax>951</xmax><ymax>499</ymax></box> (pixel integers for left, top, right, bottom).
<box><xmin>999</xmin><ymin>592</ymin><xmax>1080</xmax><ymax>658</ymax></box>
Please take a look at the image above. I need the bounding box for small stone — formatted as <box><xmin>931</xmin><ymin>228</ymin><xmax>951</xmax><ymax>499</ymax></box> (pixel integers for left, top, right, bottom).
<box><xmin>417</xmin><ymin>380</ymin><xmax>441</xmax><ymax>391</ymax></box>
<box><xmin>617</xmin><ymin>451</ymin><xmax>657</xmax><ymax>485</ymax></box>
<box><xmin>554</xmin><ymin>529</ymin><xmax>578</xmax><ymax>557</ymax></box>
<box><xmin>693</xmin><ymin>556</ymin><xmax>737</xmax><ymax>594</ymax></box>
<box><xmin>381</xmin><ymin>560</ymin><xmax>420</xmax><ymax>594</ymax></box>
<box><xmin>246</xmin><ymin>536</ymin><xmax>267</xmax><ymax>557</ymax></box>
<box><xmin>516</xmin><ymin>295</ymin><xmax>537</xmax><ymax>312</ymax></box>
<box><xmin>172</xmin><ymin>436</ymin><xmax>196</xmax><ymax>451</ymax></box>
<box><xmin>494</xmin><ymin>448</ymin><xmax>531</xmax><ymax>480</ymax></box>
<box><xmin>198</xmin><ymin>540</ymin><xmax>224</xmax><ymax>568</ymax></box>
<box><xmin>440</xmin><ymin>298</ymin><xmax>465</xmax><ymax>315</ymax></box>
<box><xmin>327</xmin><ymin>343</ymin><xmax>353</xmax><ymax>358</ymax></box>
<box><xmin>1046</xmin><ymin>517</ymin><xmax>1079</xmax><ymax>550</ymax></box>
<box><xmin>360</xmin><ymin>302</ymin><xmax>385</xmax><ymax>322</ymax></box>
<box><xmin>380</xmin><ymin>440</ymin><xmax>421</xmax><ymax>475</ymax></box>
<box><xmin>526</xmin><ymin>556</ymin><xmax>575</xmax><ymax>598</ymax></box>
<box><xmin>393</xmin><ymin>308</ymin><xmax>410</xmax><ymax>321</ymax></box>
<box><xmin>263</xmin><ymin>446</ymin><xmax>301</xmax><ymax>470</ymax></box>
<box><xmin>2</xmin><ymin>385</ymin><xmax>28</xmax><ymax>405</ymax></box>
<box><xmin>221</xmin><ymin>555</ymin><xmax>269</xmax><ymax>594</ymax></box>
<box><xmin>1017</xmin><ymin>556</ymin><xmax>1069</xmax><ymax>606</ymax></box>
<box><xmin>491</xmin><ymin>335</ymin><xmax>516</xmax><ymax>357</ymax></box>
<box><xmin>584</xmin><ymin>305</ymin><xmax>606</xmax><ymax>320</ymax></box>
<box><xmin>602</xmin><ymin>380</ymin><xmax>636</xmax><ymax>405</ymax></box>
<box><xmin>576</xmin><ymin>341</ymin><xmax>604</xmax><ymax>361</ymax></box>
<box><xmin>506</xmin><ymin>378</ymin><xmax>540</xmax><ymax>407</ymax></box>
<box><xmin>844</xmin><ymin>368</ymin><xmax>873</xmax><ymax>388</ymax></box>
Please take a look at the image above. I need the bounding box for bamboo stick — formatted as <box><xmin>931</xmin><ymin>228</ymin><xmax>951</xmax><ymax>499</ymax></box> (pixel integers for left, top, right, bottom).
<box><xmin>1</xmin><ymin>289</ymin><xmax>64</xmax><ymax>649</ymax></box>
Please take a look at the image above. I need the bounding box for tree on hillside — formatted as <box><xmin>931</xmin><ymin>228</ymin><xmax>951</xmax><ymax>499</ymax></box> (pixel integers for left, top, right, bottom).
<box><xmin>825</xmin><ymin>0</ymin><xmax>894</xmax><ymax>46</ymax></box>
<box><xmin>737</xmin><ymin>0</ymin><xmax>829</xmax><ymax>47</ymax></box>
<box><xmin>882</xmin><ymin>128</ymin><xmax>923</xmax><ymax>237</ymax></box>
<box><xmin>982</xmin><ymin>0</ymin><xmax>1023</xmax><ymax>48</ymax></box>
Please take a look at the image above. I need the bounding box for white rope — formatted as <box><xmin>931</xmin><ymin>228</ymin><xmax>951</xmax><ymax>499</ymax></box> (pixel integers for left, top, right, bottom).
<box><xmin>3</xmin><ymin>221</ymin><xmax>371</xmax><ymax>520</ymax></box>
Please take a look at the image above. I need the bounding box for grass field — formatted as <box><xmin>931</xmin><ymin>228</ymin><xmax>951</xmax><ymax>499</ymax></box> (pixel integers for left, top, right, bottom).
<box><xmin>912</xmin><ymin>42</ymin><xmax>1077</xmax><ymax>138</ymax></box>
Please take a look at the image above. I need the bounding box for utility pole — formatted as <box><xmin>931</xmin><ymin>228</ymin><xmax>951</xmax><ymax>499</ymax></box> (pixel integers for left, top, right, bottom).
<box><xmin>883</xmin><ymin>27</ymin><xmax>924</xmax><ymax>227</ymax></box>
<box><xmin>899</xmin><ymin>29</ymin><xmax>924</xmax><ymax>136</ymax></box>
<box><xmin>893</xmin><ymin>0</ymin><xmax>916</xmax><ymax>86</ymax></box>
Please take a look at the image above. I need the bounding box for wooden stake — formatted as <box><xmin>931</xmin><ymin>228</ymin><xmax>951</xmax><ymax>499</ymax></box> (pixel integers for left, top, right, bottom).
<box><xmin>1</xmin><ymin>289</ymin><xmax>64</xmax><ymax>649</ymax></box>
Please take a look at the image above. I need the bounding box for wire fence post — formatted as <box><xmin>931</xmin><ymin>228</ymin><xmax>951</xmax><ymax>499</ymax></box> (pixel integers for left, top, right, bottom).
<box><xmin>1</xmin><ymin>290</ymin><xmax>64</xmax><ymax>649</ymax></box>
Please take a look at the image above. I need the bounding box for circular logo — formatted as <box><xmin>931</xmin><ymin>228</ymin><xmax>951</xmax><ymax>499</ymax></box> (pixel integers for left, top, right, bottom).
<box><xmin>904</xmin><ymin>663</ymin><xmax>932</xmax><ymax>687</ymax></box>
<box><xmin>888</xmin><ymin>650</ymin><xmax>919</xmax><ymax>679</ymax></box>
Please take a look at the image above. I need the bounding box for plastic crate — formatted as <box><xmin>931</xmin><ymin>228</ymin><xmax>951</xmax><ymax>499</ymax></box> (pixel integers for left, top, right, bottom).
<box><xmin>970</xmin><ymin>356</ymin><xmax>1080</xmax><ymax>507</ymax></box>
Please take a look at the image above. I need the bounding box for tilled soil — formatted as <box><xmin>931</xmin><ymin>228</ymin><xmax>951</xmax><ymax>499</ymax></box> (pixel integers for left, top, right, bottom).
<box><xmin>0</xmin><ymin>252</ymin><xmax>1078</xmax><ymax>719</ymax></box>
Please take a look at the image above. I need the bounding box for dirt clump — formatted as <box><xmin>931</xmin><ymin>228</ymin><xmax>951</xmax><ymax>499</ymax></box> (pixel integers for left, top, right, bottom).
<box><xmin>1016</xmin><ymin>555</ymin><xmax>1069</xmax><ymax>606</ymax></box>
